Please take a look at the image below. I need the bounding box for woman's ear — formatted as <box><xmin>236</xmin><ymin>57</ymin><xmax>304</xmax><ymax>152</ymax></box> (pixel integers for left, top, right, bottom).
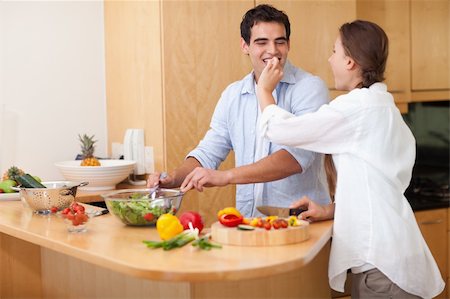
<box><xmin>241</xmin><ymin>37</ymin><xmax>249</xmax><ymax>55</ymax></box>
<box><xmin>346</xmin><ymin>57</ymin><xmax>357</xmax><ymax>70</ymax></box>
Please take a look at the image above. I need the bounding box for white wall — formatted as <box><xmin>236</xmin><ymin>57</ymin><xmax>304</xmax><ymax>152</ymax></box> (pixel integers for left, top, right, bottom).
<box><xmin>0</xmin><ymin>1</ymin><xmax>107</xmax><ymax>180</ymax></box>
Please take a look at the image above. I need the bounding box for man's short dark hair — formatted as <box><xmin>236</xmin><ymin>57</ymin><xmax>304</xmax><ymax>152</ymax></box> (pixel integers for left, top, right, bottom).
<box><xmin>240</xmin><ymin>4</ymin><xmax>291</xmax><ymax>44</ymax></box>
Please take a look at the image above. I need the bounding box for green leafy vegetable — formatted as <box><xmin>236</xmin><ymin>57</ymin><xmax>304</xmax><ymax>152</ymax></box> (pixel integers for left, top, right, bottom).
<box><xmin>143</xmin><ymin>230</ymin><xmax>196</xmax><ymax>250</ymax></box>
<box><xmin>191</xmin><ymin>235</ymin><xmax>222</xmax><ymax>250</ymax></box>
<box><xmin>107</xmin><ymin>193</ymin><xmax>175</xmax><ymax>226</ymax></box>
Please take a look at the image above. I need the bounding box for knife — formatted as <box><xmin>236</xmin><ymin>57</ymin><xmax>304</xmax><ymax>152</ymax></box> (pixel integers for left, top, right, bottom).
<box><xmin>256</xmin><ymin>205</ymin><xmax>307</xmax><ymax>217</ymax></box>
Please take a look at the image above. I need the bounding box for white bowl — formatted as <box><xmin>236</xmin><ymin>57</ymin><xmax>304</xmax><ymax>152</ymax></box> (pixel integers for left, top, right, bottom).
<box><xmin>54</xmin><ymin>160</ymin><xmax>136</xmax><ymax>191</ymax></box>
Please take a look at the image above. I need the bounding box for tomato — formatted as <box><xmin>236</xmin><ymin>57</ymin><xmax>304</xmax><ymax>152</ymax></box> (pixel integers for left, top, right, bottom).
<box><xmin>50</xmin><ymin>207</ymin><xmax>58</xmax><ymax>214</ymax></box>
<box><xmin>219</xmin><ymin>213</ymin><xmax>243</xmax><ymax>227</ymax></box>
<box><xmin>62</xmin><ymin>208</ymin><xmax>71</xmax><ymax>215</ymax></box>
<box><xmin>263</xmin><ymin>221</ymin><xmax>272</xmax><ymax>230</ymax></box>
<box><xmin>179</xmin><ymin>211</ymin><xmax>204</xmax><ymax>233</ymax></box>
<box><xmin>75</xmin><ymin>213</ymin><xmax>88</xmax><ymax>224</ymax></box>
<box><xmin>272</xmin><ymin>221</ymin><xmax>281</xmax><ymax>229</ymax></box>
<box><xmin>143</xmin><ymin>213</ymin><xmax>154</xmax><ymax>222</ymax></box>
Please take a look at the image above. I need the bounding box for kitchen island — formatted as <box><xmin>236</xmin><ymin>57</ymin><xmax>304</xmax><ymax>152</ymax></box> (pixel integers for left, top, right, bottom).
<box><xmin>0</xmin><ymin>200</ymin><xmax>333</xmax><ymax>299</ymax></box>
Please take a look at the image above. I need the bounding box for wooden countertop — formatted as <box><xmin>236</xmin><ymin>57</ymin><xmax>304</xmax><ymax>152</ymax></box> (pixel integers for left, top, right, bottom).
<box><xmin>0</xmin><ymin>200</ymin><xmax>332</xmax><ymax>282</ymax></box>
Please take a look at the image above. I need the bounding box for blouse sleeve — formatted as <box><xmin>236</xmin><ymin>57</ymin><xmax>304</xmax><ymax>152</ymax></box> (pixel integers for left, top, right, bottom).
<box><xmin>259</xmin><ymin>103</ymin><xmax>356</xmax><ymax>154</ymax></box>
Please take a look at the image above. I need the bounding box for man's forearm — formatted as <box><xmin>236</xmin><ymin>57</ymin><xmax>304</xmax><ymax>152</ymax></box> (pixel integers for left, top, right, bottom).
<box><xmin>170</xmin><ymin>157</ymin><xmax>202</xmax><ymax>187</ymax></box>
<box><xmin>226</xmin><ymin>150</ymin><xmax>302</xmax><ymax>184</ymax></box>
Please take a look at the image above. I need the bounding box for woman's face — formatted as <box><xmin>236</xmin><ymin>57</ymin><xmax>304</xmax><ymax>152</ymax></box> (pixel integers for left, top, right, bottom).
<box><xmin>328</xmin><ymin>35</ymin><xmax>353</xmax><ymax>91</ymax></box>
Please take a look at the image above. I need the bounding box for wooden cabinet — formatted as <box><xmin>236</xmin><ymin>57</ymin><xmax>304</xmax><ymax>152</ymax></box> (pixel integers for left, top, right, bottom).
<box><xmin>415</xmin><ymin>208</ymin><xmax>448</xmax><ymax>299</ymax></box>
<box><xmin>265</xmin><ymin>0</ymin><xmax>356</xmax><ymax>99</ymax></box>
<box><xmin>411</xmin><ymin>0</ymin><xmax>450</xmax><ymax>102</ymax></box>
<box><xmin>356</xmin><ymin>0</ymin><xmax>411</xmax><ymax>111</ymax></box>
<box><xmin>104</xmin><ymin>1</ymin><xmax>252</xmax><ymax>225</ymax></box>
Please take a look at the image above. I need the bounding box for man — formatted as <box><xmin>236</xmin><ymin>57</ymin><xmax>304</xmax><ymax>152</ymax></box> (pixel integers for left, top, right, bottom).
<box><xmin>148</xmin><ymin>4</ymin><xmax>330</xmax><ymax>217</ymax></box>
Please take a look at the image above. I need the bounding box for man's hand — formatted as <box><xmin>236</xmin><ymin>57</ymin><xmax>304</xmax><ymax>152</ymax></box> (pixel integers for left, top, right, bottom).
<box><xmin>180</xmin><ymin>167</ymin><xmax>231</xmax><ymax>193</ymax></box>
<box><xmin>146</xmin><ymin>171</ymin><xmax>174</xmax><ymax>189</ymax></box>
<box><xmin>290</xmin><ymin>196</ymin><xmax>335</xmax><ymax>222</ymax></box>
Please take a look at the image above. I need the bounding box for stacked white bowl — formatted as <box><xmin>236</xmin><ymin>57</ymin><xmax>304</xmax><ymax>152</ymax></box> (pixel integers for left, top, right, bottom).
<box><xmin>55</xmin><ymin>160</ymin><xmax>136</xmax><ymax>191</ymax></box>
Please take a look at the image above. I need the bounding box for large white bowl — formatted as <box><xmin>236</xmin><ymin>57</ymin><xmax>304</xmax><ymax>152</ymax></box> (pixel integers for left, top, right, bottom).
<box><xmin>54</xmin><ymin>160</ymin><xmax>136</xmax><ymax>191</ymax></box>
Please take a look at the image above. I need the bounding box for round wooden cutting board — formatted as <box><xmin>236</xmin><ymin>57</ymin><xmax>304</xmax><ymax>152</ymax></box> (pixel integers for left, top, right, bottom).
<box><xmin>210</xmin><ymin>221</ymin><xmax>310</xmax><ymax>246</ymax></box>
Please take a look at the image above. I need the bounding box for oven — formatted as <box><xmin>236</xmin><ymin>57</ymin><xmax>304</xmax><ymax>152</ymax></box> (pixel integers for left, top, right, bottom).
<box><xmin>403</xmin><ymin>101</ymin><xmax>450</xmax><ymax>211</ymax></box>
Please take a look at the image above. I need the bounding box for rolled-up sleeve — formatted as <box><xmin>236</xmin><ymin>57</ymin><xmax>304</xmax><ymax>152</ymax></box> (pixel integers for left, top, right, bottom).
<box><xmin>187</xmin><ymin>93</ymin><xmax>233</xmax><ymax>169</ymax></box>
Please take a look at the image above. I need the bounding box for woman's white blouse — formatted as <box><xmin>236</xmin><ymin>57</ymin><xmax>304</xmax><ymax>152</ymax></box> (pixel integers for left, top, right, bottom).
<box><xmin>259</xmin><ymin>83</ymin><xmax>444</xmax><ymax>298</ymax></box>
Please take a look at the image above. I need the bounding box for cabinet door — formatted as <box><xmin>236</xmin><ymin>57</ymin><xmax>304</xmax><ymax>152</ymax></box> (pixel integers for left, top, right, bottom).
<box><xmin>162</xmin><ymin>1</ymin><xmax>253</xmax><ymax>225</ymax></box>
<box><xmin>356</xmin><ymin>0</ymin><xmax>411</xmax><ymax>105</ymax></box>
<box><xmin>104</xmin><ymin>1</ymin><xmax>165</xmax><ymax>170</ymax></box>
<box><xmin>415</xmin><ymin>208</ymin><xmax>448</xmax><ymax>299</ymax></box>
<box><xmin>411</xmin><ymin>0</ymin><xmax>449</xmax><ymax>91</ymax></box>
<box><xmin>264</xmin><ymin>0</ymin><xmax>356</xmax><ymax>99</ymax></box>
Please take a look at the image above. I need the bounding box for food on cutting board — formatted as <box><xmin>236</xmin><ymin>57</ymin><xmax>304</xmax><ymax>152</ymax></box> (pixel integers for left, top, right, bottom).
<box><xmin>217</xmin><ymin>206</ymin><xmax>306</xmax><ymax>230</ymax></box>
<box><xmin>79</xmin><ymin>134</ymin><xmax>101</xmax><ymax>166</ymax></box>
<box><xmin>0</xmin><ymin>166</ymin><xmax>43</xmax><ymax>193</ymax></box>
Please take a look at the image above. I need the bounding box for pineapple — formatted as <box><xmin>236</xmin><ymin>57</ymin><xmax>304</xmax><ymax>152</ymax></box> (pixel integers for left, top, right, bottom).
<box><xmin>2</xmin><ymin>166</ymin><xmax>25</xmax><ymax>182</ymax></box>
<box><xmin>79</xmin><ymin>134</ymin><xmax>101</xmax><ymax>166</ymax></box>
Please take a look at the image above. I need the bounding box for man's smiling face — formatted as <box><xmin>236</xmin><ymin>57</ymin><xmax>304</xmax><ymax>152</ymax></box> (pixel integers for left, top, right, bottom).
<box><xmin>241</xmin><ymin>21</ymin><xmax>290</xmax><ymax>83</ymax></box>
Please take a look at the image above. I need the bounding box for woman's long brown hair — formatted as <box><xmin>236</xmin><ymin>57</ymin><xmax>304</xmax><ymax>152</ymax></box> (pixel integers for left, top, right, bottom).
<box><xmin>324</xmin><ymin>154</ymin><xmax>336</xmax><ymax>201</ymax></box>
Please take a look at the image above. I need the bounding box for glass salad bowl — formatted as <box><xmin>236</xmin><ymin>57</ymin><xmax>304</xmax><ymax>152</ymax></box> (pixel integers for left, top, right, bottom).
<box><xmin>102</xmin><ymin>189</ymin><xmax>183</xmax><ymax>226</ymax></box>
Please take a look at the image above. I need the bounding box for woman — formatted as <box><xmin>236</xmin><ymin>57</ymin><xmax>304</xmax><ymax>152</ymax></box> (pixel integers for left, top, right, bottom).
<box><xmin>256</xmin><ymin>20</ymin><xmax>444</xmax><ymax>298</ymax></box>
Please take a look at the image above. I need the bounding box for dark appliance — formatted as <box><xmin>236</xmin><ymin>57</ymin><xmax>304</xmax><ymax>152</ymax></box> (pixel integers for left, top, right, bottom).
<box><xmin>403</xmin><ymin>101</ymin><xmax>450</xmax><ymax>210</ymax></box>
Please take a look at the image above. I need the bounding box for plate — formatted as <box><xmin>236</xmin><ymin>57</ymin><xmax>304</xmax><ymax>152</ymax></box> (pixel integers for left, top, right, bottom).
<box><xmin>0</xmin><ymin>192</ymin><xmax>21</xmax><ymax>201</ymax></box>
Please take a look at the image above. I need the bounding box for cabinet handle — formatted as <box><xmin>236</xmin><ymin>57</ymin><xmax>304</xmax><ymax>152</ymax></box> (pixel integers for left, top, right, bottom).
<box><xmin>420</xmin><ymin>219</ymin><xmax>443</xmax><ymax>225</ymax></box>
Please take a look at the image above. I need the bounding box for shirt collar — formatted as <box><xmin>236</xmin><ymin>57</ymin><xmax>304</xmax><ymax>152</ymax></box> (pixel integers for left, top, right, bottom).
<box><xmin>369</xmin><ymin>82</ymin><xmax>387</xmax><ymax>91</ymax></box>
<box><xmin>241</xmin><ymin>60</ymin><xmax>296</xmax><ymax>95</ymax></box>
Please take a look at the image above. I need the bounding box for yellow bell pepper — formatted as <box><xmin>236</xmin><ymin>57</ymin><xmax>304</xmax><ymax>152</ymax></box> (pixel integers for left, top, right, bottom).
<box><xmin>217</xmin><ymin>207</ymin><xmax>241</xmax><ymax>218</ymax></box>
<box><xmin>156</xmin><ymin>214</ymin><xmax>183</xmax><ymax>240</ymax></box>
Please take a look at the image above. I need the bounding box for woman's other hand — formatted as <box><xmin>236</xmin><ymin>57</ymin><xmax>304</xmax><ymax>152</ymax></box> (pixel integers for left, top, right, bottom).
<box><xmin>290</xmin><ymin>196</ymin><xmax>335</xmax><ymax>222</ymax></box>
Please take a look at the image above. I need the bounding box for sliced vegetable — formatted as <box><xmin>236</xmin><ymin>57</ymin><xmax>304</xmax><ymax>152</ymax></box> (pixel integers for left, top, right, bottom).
<box><xmin>16</xmin><ymin>174</ymin><xmax>46</xmax><ymax>188</ymax></box>
<box><xmin>192</xmin><ymin>235</ymin><xmax>222</xmax><ymax>250</ymax></box>
<box><xmin>219</xmin><ymin>213</ymin><xmax>243</xmax><ymax>227</ymax></box>
<box><xmin>156</xmin><ymin>214</ymin><xmax>184</xmax><ymax>240</ymax></box>
<box><xmin>217</xmin><ymin>207</ymin><xmax>241</xmax><ymax>218</ymax></box>
<box><xmin>179</xmin><ymin>211</ymin><xmax>204</xmax><ymax>233</ymax></box>
<box><xmin>237</xmin><ymin>224</ymin><xmax>255</xmax><ymax>231</ymax></box>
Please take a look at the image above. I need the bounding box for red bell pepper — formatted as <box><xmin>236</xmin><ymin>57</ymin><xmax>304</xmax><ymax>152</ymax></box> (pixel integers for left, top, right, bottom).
<box><xmin>179</xmin><ymin>211</ymin><xmax>204</xmax><ymax>233</ymax></box>
<box><xmin>219</xmin><ymin>213</ymin><xmax>243</xmax><ymax>227</ymax></box>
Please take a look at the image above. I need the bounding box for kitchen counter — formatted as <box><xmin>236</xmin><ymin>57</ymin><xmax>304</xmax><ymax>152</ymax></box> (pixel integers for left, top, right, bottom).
<box><xmin>0</xmin><ymin>200</ymin><xmax>333</xmax><ymax>299</ymax></box>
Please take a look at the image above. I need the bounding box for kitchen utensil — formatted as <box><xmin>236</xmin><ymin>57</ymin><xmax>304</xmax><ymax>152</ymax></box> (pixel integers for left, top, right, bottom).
<box><xmin>150</xmin><ymin>172</ymin><xmax>168</xmax><ymax>199</ymax></box>
<box><xmin>102</xmin><ymin>188</ymin><xmax>183</xmax><ymax>226</ymax></box>
<box><xmin>14</xmin><ymin>181</ymin><xmax>88</xmax><ymax>214</ymax></box>
<box><xmin>211</xmin><ymin>221</ymin><xmax>309</xmax><ymax>246</ymax></box>
<box><xmin>256</xmin><ymin>205</ymin><xmax>306</xmax><ymax>217</ymax></box>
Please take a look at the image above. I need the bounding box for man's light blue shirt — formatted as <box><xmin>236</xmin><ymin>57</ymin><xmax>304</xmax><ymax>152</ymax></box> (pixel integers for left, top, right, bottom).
<box><xmin>188</xmin><ymin>61</ymin><xmax>331</xmax><ymax>217</ymax></box>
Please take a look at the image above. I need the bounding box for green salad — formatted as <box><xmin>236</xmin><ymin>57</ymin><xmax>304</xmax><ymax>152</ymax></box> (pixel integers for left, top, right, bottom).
<box><xmin>106</xmin><ymin>193</ymin><xmax>174</xmax><ymax>226</ymax></box>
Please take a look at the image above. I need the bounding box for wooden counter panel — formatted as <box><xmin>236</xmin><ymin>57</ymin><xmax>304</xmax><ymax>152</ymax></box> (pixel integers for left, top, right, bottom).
<box><xmin>0</xmin><ymin>234</ymin><xmax>42</xmax><ymax>298</ymax></box>
<box><xmin>0</xmin><ymin>201</ymin><xmax>332</xmax><ymax>298</ymax></box>
<box><xmin>0</xmin><ymin>201</ymin><xmax>332</xmax><ymax>282</ymax></box>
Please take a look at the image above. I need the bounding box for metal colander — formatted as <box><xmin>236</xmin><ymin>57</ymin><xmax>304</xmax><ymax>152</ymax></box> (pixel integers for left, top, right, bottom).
<box><xmin>16</xmin><ymin>181</ymin><xmax>88</xmax><ymax>214</ymax></box>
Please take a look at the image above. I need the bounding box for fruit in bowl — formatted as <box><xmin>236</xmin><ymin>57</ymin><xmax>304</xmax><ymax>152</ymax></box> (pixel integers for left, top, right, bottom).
<box><xmin>60</xmin><ymin>202</ymin><xmax>94</xmax><ymax>233</ymax></box>
<box><xmin>102</xmin><ymin>189</ymin><xmax>183</xmax><ymax>226</ymax></box>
